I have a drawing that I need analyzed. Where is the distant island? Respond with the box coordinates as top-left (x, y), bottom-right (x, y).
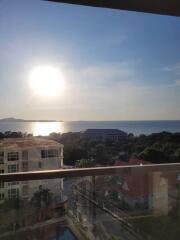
top-left (0, 118), bottom-right (59, 122)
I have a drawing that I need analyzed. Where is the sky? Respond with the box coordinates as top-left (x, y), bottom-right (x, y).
top-left (0, 0), bottom-right (180, 121)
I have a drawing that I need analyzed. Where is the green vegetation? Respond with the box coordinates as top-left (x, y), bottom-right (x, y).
top-left (129, 215), bottom-right (180, 240)
top-left (0, 131), bottom-right (32, 138)
top-left (138, 147), bottom-right (166, 163)
top-left (49, 131), bottom-right (180, 166)
top-left (107, 236), bottom-right (123, 240)
top-left (75, 158), bottom-right (95, 168)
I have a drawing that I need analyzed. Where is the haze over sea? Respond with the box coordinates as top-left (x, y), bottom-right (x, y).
top-left (0, 121), bottom-right (180, 136)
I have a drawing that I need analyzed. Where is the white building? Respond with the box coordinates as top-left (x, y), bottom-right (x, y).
top-left (0, 137), bottom-right (64, 203)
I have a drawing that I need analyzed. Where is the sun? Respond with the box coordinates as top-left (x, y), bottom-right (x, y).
top-left (29, 65), bottom-right (64, 97)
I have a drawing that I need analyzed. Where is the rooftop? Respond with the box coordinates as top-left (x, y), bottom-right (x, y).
top-left (0, 137), bottom-right (63, 149)
top-left (84, 129), bottom-right (127, 135)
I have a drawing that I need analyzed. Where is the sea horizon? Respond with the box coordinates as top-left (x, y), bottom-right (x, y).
top-left (1, 117), bottom-right (180, 122)
top-left (0, 120), bottom-right (180, 136)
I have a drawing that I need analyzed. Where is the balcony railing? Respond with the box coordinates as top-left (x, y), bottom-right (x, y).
top-left (0, 163), bottom-right (180, 240)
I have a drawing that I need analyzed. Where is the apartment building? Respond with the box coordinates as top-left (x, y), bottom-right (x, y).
top-left (0, 137), bottom-right (64, 203)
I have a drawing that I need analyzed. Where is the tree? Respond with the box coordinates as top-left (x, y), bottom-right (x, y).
top-left (64, 146), bottom-right (88, 165)
top-left (107, 236), bottom-right (122, 240)
top-left (31, 188), bottom-right (52, 208)
top-left (0, 132), bottom-right (4, 138)
top-left (31, 188), bottom-right (53, 221)
top-left (138, 147), bottom-right (168, 163)
top-left (94, 144), bottom-right (109, 165)
top-left (75, 158), bottom-right (95, 168)
top-left (176, 148), bottom-right (180, 161)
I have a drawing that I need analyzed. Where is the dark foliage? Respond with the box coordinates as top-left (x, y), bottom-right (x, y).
top-left (0, 131), bottom-right (33, 139)
top-left (55, 131), bottom-right (180, 166)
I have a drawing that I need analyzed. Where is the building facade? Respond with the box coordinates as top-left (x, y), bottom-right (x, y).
top-left (0, 137), bottom-right (64, 203)
top-left (83, 129), bottom-right (127, 141)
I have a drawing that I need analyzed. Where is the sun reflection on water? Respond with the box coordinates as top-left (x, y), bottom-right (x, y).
top-left (33, 122), bottom-right (64, 136)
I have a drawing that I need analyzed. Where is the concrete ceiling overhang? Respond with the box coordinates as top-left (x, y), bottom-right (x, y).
top-left (47, 0), bottom-right (180, 17)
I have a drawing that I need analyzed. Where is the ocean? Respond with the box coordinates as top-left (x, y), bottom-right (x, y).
top-left (0, 120), bottom-right (180, 136)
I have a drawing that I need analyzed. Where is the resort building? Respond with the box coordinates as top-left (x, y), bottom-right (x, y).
top-left (0, 137), bottom-right (64, 203)
top-left (83, 129), bottom-right (127, 141)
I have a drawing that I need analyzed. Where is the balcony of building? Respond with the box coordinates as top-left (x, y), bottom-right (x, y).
top-left (0, 164), bottom-right (180, 240)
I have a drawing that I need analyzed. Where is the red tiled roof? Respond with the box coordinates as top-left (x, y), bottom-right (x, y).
top-left (119, 171), bottom-right (149, 197)
top-left (114, 158), bottom-right (151, 197)
top-left (114, 158), bottom-right (151, 167)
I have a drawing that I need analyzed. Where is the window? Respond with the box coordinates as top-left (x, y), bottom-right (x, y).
top-left (22, 162), bottom-right (28, 172)
top-left (8, 182), bottom-right (19, 186)
top-left (8, 188), bottom-right (19, 199)
top-left (0, 152), bottom-right (4, 164)
top-left (22, 185), bottom-right (28, 196)
top-left (41, 150), bottom-right (46, 158)
top-left (22, 150), bottom-right (28, 160)
top-left (0, 181), bottom-right (4, 188)
top-left (8, 152), bottom-right (19, 161)
top-left (41, 149), bottom-right (59, 158)
top-left (0, 170), bottom-right (4, 173)
top-left (8, 164), bottom-right (19, 173)
top-left (0, 193), bottom-right (4, 200)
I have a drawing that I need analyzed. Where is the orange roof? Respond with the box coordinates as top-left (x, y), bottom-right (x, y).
top-left (114, 158), bottom-right (151, 197)
top-left (0, 137), bottom-right (63, 149)
top-left (114, 158), bottom-right (151, 167)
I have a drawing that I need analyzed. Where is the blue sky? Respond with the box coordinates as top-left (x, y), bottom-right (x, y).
top-left (0, 0), bottom-right (180, 120)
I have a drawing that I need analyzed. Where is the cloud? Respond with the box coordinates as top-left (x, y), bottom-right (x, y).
top-left (62, 61), bottom-right (142, 110)
top-left (81, 62), bottom-right (135, 82)
top-left (175, 79), bottom-right (180, 86)
top-left (66, 61), bottom-right (139, 89)
top-left (163, 61), bottom-right (180, 75)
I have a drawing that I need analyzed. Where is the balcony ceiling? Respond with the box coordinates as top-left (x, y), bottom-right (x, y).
top-left (47, 0), bottom-right (180, 17)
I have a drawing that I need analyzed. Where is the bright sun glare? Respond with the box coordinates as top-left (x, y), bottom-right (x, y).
top-left (29, 65), bottom-right (64, 97)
